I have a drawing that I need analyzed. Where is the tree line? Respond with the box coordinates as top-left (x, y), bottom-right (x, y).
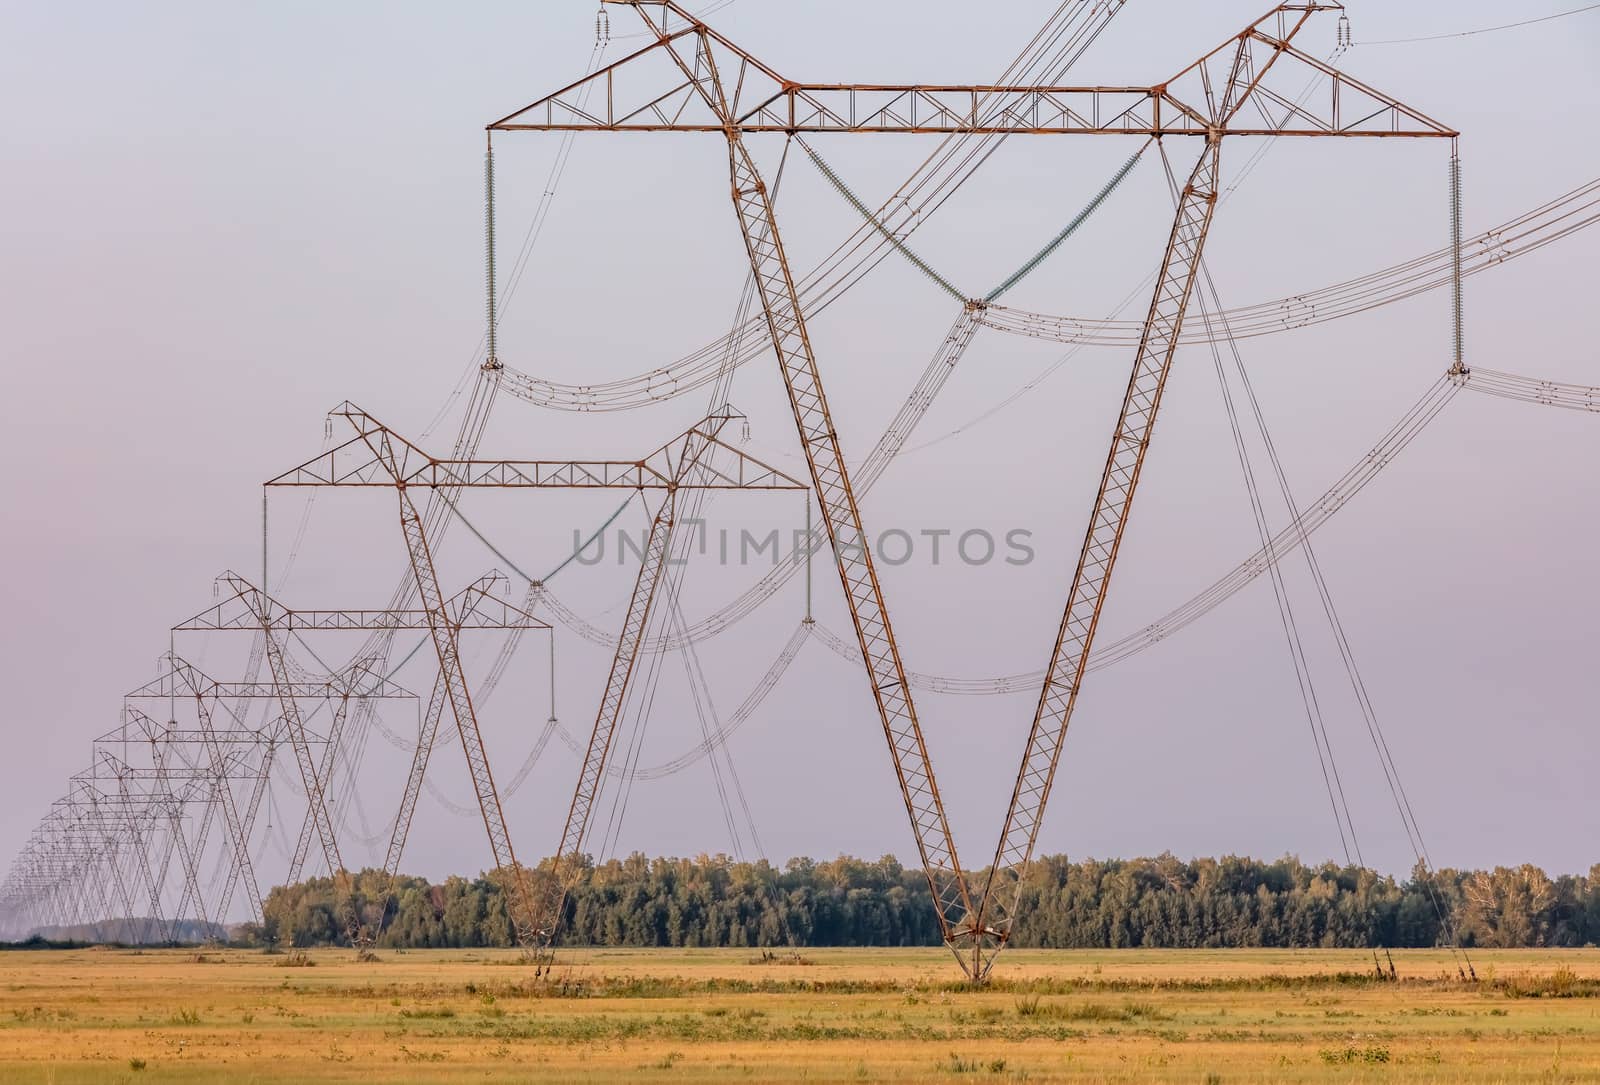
top-left (253, 853), bottom-right (1600, 951)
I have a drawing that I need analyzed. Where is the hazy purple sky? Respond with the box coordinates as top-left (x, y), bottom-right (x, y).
top-left (2, 1), bottom-right (1597, 912)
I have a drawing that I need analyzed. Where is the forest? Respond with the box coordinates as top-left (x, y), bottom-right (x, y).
top-left (254, 853), bottom-right (1600, 951)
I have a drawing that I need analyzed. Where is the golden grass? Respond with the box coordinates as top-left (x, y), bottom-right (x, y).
top-left (0, 946), bottom-right (1597, 1082)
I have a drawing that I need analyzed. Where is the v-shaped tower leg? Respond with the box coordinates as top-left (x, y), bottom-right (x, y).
top-left (186, 690), bottom-right (268, 927)
top-left (376, 669), bottom-right (449, 937)
top-left (287, 693), bottom-right (354, 884)
top-left (974, 138), bottom-right (1223, 979)
top-left (391, 481), bottom-right (540, 946)
top-left (214, 738), bottom-right (275, 926)
top-left (84, 805), bottom-right (141, 941)
top-left (115, 791), bottom-right (168, 943)
top-left (164, 796), bottom-right (209, 938)
top-left (179, 776), bottom-right (226, 925)
top-left (634, 26), bottom-right (977, 968)
top-left (134, 721), bottom-right (213, 937)
top-left (237, 606), bottom-right (359, 938)
top-left (726, 104), bottom-right (970, 963)
top-left (532, 490), bottom-right (678, 952)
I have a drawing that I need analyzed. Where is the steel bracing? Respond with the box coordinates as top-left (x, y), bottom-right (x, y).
top-left (175, 572), bottom-right (547, 943)
top-left (528, 412), bottom-right (789, 953)
top-left (491, 0), bottom-right (1454, 980)
top-left (0, 5), bottom-right (1475, 981)
top-left (267, 404), bottom-right (804, 948)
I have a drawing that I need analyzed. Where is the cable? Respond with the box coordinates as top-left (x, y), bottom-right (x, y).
top-left (496, 0), bottom-right (1131, 413)
top-left (1194, 274), bottom-right (1363, 870)
top-left (436, 489), bottom-right (639, 589)
top-left (798, 137), bottom-right (968, 303)
top-left (810, 369), bottom-right (1462, 694)
top-left (1189, 215), bottom-right (1475, 974)
top-left (1359, 3), bottom-right (1600, 45)
top-left (531, 155), bottom-right (1561, 667)
top-left (489, 175), bottom-right (1600, 412)
top-left (296, 35), bottom-right (625, 881)
top-left (986, 142), bottom-right (1149, 303)
top-left (1464, 367), bottom-right (1600, 412)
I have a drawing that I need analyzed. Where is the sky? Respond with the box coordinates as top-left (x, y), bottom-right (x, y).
top-left (1, 1), bottom-right (1597, 918)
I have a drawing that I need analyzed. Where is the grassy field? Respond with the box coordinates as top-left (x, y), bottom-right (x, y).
top-left (1, 946), bottom-right (1598, 1082)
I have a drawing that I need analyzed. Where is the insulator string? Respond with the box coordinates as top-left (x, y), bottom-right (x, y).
top-left (1449, 148), bottom-right (1466, 374)
top-left (485, 134), bottom-right (499, 369)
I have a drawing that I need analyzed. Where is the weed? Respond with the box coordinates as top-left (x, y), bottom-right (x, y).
top-left (1319, 1045), bottom-right (1391, 1065)
top-left (274, 951), bottom-right (315, 969)
top-left (1501, 966), bottom-right (1597, 999)
top-left (1, 946), bottom-right (1595, 1080)
top-left (397, 1045), bottom-right (445, 1063)
top-left (1009, 999), bottom-right (1166, 1023)
top-left (128, 1059), bottom-right (147, 1072)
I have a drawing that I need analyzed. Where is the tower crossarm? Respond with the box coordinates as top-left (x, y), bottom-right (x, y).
top-left (128, 653), bottom-right (414, 705)
top-left (529, 403), bottom-right (749, 952)
top-left (489, 0), bottom-right (1456, 983)
top-left (490, 2), bottom-right (1454, 140)
top-left (172, 572), bottom-right (552, 634)
top-left (267, 403), bottom-right (806, 491)
top-left (261, 402), bottom-right (805, 949)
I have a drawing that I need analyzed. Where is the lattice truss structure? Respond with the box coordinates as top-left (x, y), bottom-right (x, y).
top-left (0, 405), bottom-right (802, 948)
top-left (488, 0), bottom-right (1456, 981)
top-left (264, 404), bottom-right (804, 948)
top-left (18, 2), bottom-right (1586, 985)
top-left (0, 578), bottom-right (536, 943)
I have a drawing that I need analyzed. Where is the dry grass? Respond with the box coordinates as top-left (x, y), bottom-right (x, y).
top-left (0, 947), bottom-right (1597, 1081)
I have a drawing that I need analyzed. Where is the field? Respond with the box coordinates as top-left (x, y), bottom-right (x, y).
top-left (1, 947), bottom-right (1598, 1082)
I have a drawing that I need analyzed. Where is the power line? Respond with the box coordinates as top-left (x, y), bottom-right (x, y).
top-left (1360, 3), bottom-right (1600, 45)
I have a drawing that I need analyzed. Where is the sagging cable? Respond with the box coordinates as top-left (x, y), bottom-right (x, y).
top-left (435, 489), bottom-right (639, 587)
top-left (797, 137), bottom-right (969, 304)
top-left (986, 140), bottom-right (1149, 303)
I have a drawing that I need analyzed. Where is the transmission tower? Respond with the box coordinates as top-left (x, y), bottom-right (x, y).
top-left (490, 0), bottom-right (1456, 980)
top-left (266, 403), bottom-right (805, 949)
top-left (174, 570), bottom-right (549, 943)
top-left (123, 652), bottom-right (417, 933)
